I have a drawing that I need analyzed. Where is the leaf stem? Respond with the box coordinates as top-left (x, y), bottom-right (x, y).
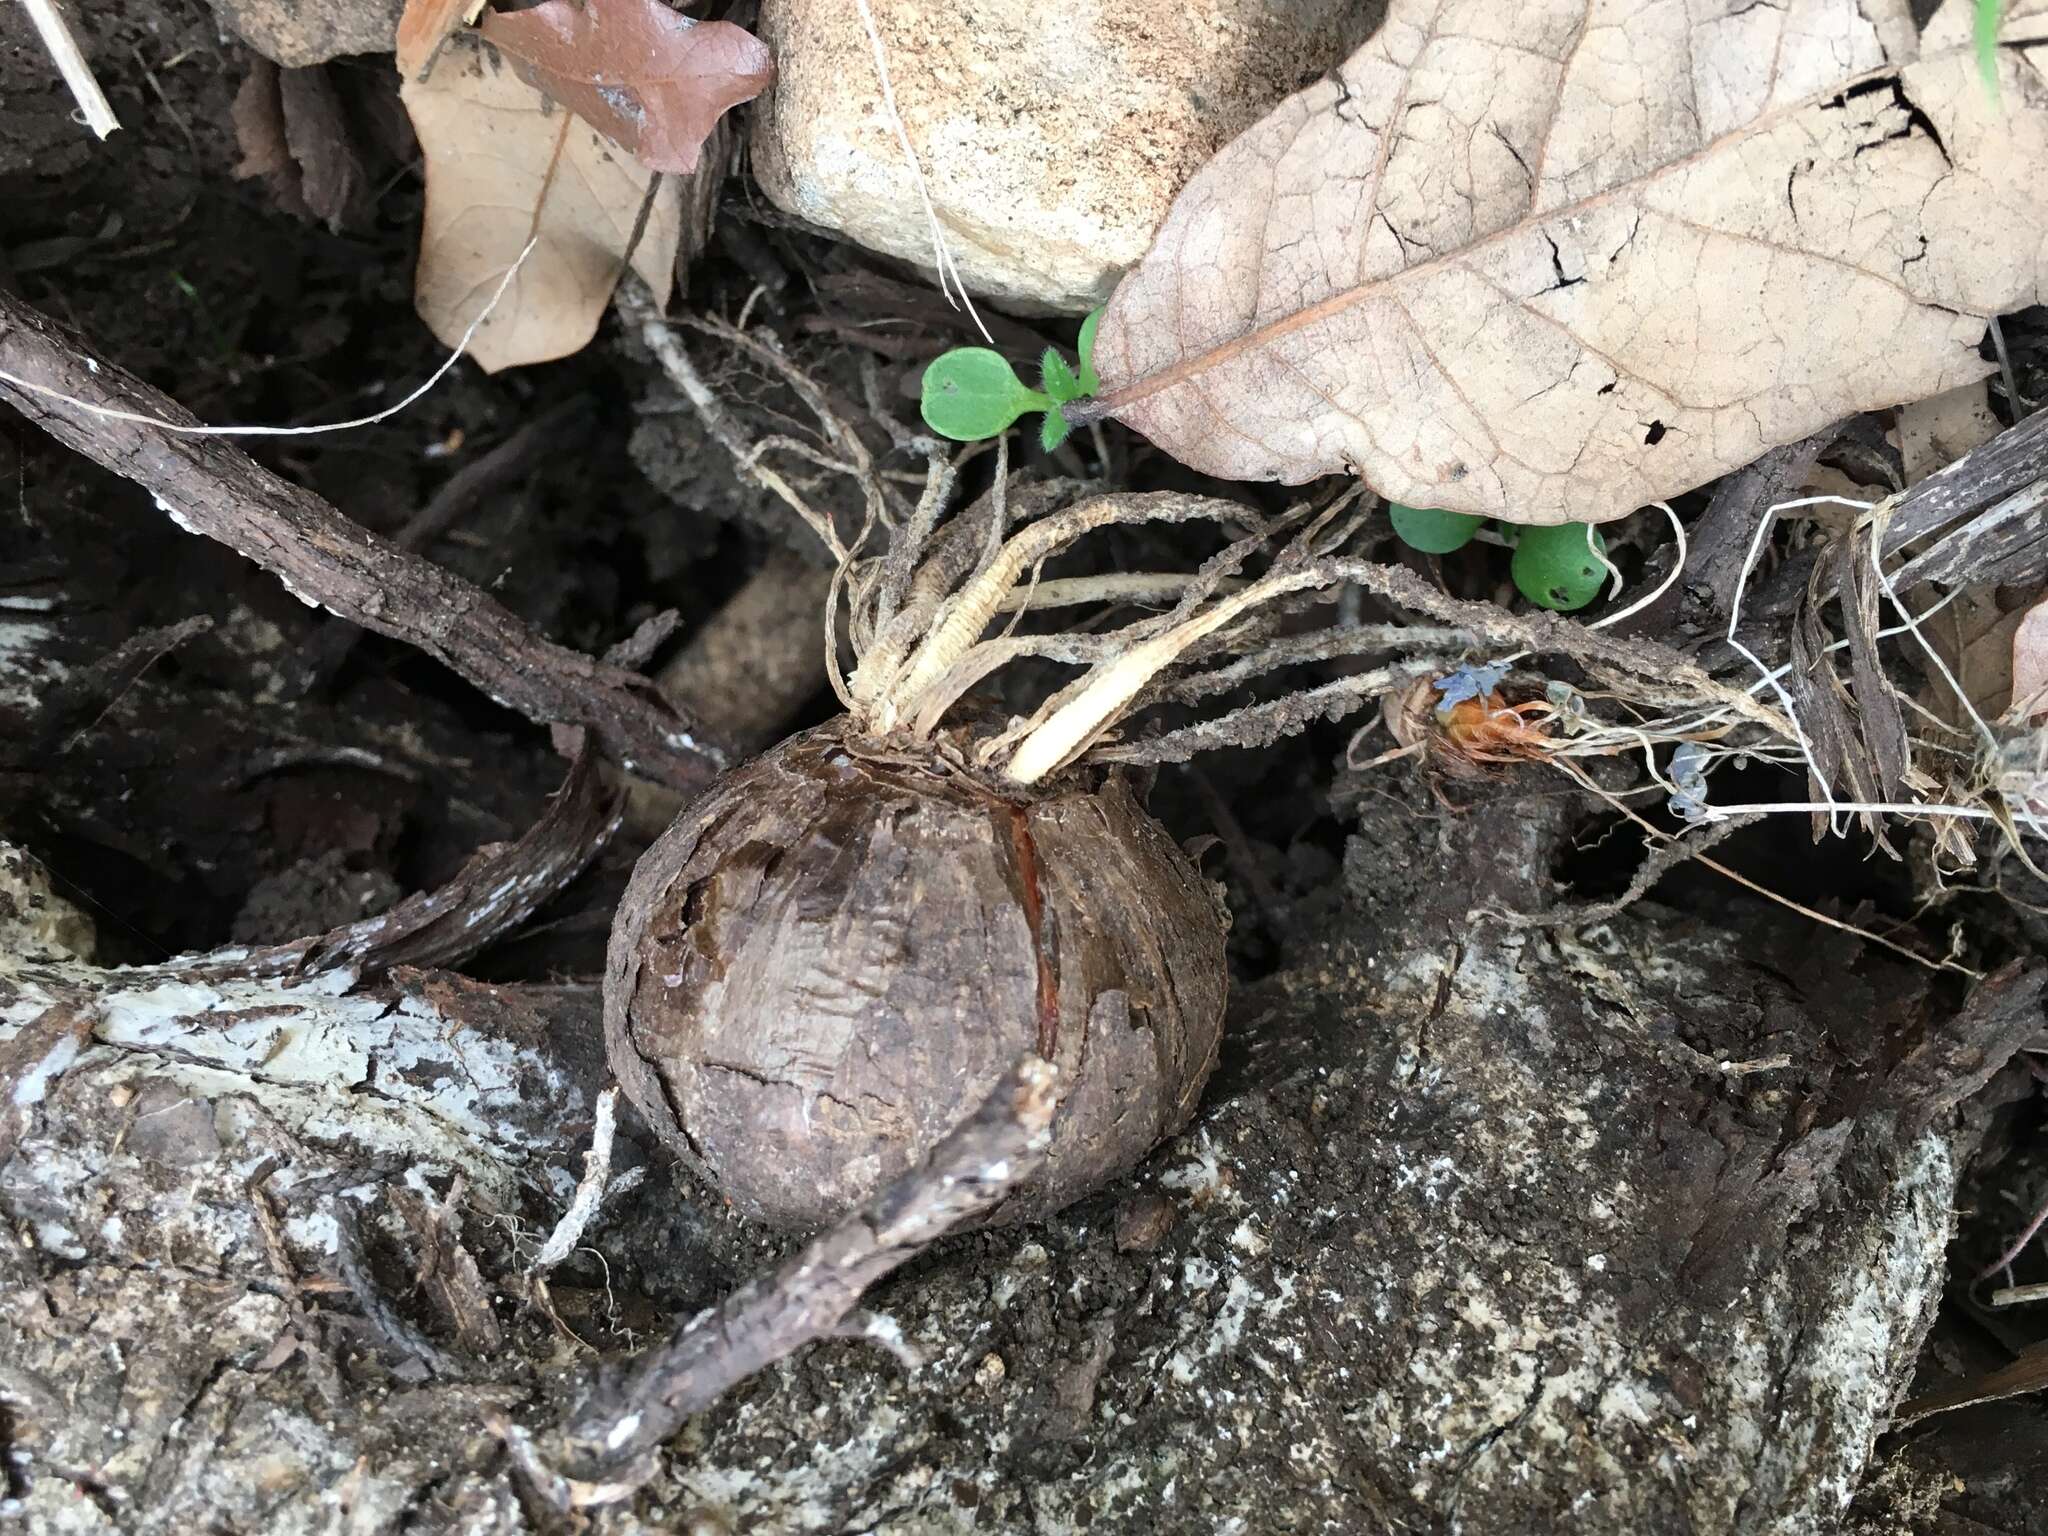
top-left (1061, 396), bottom-right (1116, 430)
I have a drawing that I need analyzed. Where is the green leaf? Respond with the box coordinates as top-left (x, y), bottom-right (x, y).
top-left (1040, 408), bottom-right (1072, 453)
top-left (920, 349), bottom-right (1053, 441)
top-left (1040, 348), bottom-right (1084, 404)
top-left (1076, 307), bottom-right (1103, 396)
top-left (1389, 502), bottom-right (1485, 554)
top-left (1978, 0), bottom-right (2004, 100)
top-left (1511, 523), bottom-right (1609, 612)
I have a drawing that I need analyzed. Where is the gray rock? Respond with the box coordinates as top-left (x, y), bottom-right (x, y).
top-left (751, 0), bottom-right (1383, 312)
top-left (2, 800), bottom-right (2034, 1533)
top-left (207, 0), bottom-right (401, 67)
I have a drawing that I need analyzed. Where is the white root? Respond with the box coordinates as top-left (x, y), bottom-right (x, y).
top-left (991, 573), bottom-right (1235, 613)
top-left (22, 0), bottom-right (118, 139)
top-left (531, 1087), bottom-right (620, 1275)
top-left (1004, 567), bottom-right (1330, 785)
top-left (877, 495), bottom-right (1242, 731)
top-left (908, 633), bottom-right (1128, 741)
top-left (849, 441), bottom-right (1013, 713)
top-left (637, 314), bottom-right (844, 560)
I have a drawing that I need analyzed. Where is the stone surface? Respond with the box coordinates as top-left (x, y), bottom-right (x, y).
top-left (207, 0), bottom-right (402, 66)
top-left (0, 843), bottom-right (95, 962)
top-left (5, 790), bottom-right (2029, 1533)
top-left (750, 0), bottom-right (1379, 312)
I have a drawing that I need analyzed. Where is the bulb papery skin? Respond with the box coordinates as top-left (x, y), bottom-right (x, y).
top-left (604, 717), bottom-right (1229, 1230)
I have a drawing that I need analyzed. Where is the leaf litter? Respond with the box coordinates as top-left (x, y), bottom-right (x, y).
top-left (394, 0), bottom-right (772, 371)
top-left (1087, 0), bottom-right (2048, 524)
top-left (231, 58), bottom-right (367, 233)
top-left (478, 0), bottom-right (772, 175)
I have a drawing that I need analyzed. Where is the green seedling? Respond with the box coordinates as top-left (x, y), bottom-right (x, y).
top-left (1978, 0), bottom-right (2004, 100)
top-left (920, 309), bottom-right (1103, 451)
top-left (1075, 307), bottom-right (1102, 396)
top-left (1388, 503), bottom-right (1611, 613)
top-left (920, 348), bottom-right (1052, 441)
top-left (1511, 522), bottom-right (1609, 612)
top-left (1388, 502), bottom-right (1485, 554)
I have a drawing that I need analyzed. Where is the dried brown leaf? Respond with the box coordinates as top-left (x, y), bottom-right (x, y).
top-left (400, 35), bottom-right (680, 372)
top-left (397, 0), bottom-right (483, 78)
top-left (279, 66), bottom-right (364, 232)
top-left (231, 59), bottom-right (292, 180)
top-left (477, 0), bottom-right (772, 175)
top-left (232, 59), bottom-right (366, 233)
top-left (1927, 590), bottom-right (2025, 732)
top-left (1897, 379), bottom-right (2001, 483)
top-left (2012, 595), bottom-right (2048, 723)
top-left (1094, 0), bottom-right (2048, 524)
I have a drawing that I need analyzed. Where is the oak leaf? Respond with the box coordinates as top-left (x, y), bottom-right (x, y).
top-left (477, 0), bottom-right (773, 175)
top-left (1093, 0), bottom-right (2048, 524)
top-left (395, 0), bottom-right (484, 78)
top-left (1896, 380), bottom-right (2001, 482)
top-left (402, 34), bottom-right (681, 372)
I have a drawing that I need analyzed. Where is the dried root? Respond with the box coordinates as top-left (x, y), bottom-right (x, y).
top-left (632, 293), bottom-right (2048, 888)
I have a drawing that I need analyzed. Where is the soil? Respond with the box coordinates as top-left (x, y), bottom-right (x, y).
top-left (3, 5), bottom-right (2048, 1535)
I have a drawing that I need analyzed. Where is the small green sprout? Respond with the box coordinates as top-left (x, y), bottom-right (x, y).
top-left (919, 348), bottom-right (1052, 441)
top-left (1510, 523), bottom-right (1609, 612)
top-left (1388, 503), bottom-right (1611, 613)
top-left (920, 308), bottom-right (1103, 452)
top-left (1387, 502), bottom-right (1485, 554)
top-left (1978, 0), bottom-right (2004, 100)
top-left (1075, 307), bottom-right (1102, 396)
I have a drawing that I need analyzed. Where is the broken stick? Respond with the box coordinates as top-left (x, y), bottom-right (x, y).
top-left (0, 291), bottom-right (728, 793)
top-left (21, 0), bottom-right (118, 139)
top-left (558, 1057), bottom-right (1058, 1472)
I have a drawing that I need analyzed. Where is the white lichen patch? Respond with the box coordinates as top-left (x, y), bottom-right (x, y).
top-left (1156, 1130), bottom-right (1243, 1209)
top-left (0, 617), bottom-right (66, 712)
top-left (1698, 1130), bottom-right (1956, 1529)
top-left (2, 920), bottom-right (586, 1215)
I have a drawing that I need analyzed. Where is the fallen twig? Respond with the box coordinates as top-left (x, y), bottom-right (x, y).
top-left (1484, 813), bottom-right (1762, 930)
top-left (2, 839), bottom-right (606, 1206)
top-left (0, 291), bottom-right (728, 793)
top-left (201, 744), bottom-right (623, 982)
top-left (1624, 433), bottom-right (1837, 643)
top-left (1551, 758), bottom-right (1982, 978)
top-left (329, 1194), bottom-right (465, 1379)
top-left (21, 0), bottom-right (118, 139)
top-left (391, 1177), bottom-right (504, 1357)
top-left (531, 1087), bottom-right (620, 1275)
top-left (296, 398), bottom-right (597, 692)
top-left (1896, 1342), bottom-right (2048, 1427)
top-left (1730, 410), bottom-right (2048, 644)
top-left (557, 1056), bottom-right (1058, 1474)
top-left (24, 615), bottom-right (213, 761)
top-left (247, 1165), bottom-right (348, 1406)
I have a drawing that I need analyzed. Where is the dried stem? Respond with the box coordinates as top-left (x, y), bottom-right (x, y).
top-left (558, 1057), bottom-right (1058, 1474)
top-left (0, 289), bottom-right (726, 793)
top-left (531, 1087), bottom-right (621, 1275)
top-left (21, 0), bottom-right (118, 138)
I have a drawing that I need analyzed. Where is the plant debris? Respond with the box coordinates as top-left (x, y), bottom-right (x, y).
top-left (477, 0), bottom-right (772, 175)
top-left (1088, 0), bottom-right (2048, 521)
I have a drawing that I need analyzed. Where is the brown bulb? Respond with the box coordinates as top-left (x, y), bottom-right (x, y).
top-left (604, 719), bottom-right (1228, 1229)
